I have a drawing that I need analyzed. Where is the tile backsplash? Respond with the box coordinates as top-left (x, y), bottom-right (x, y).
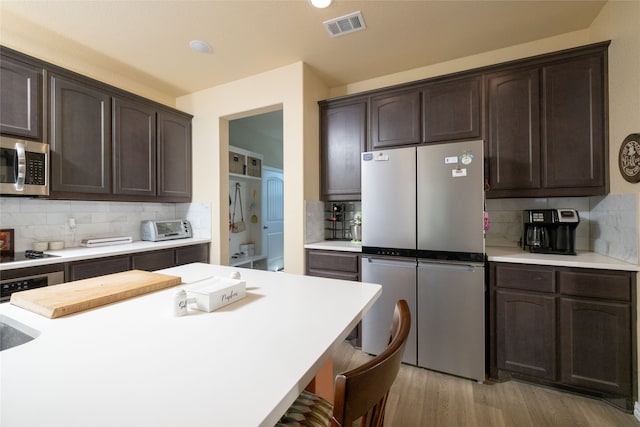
top-left (307, 193), bottom-right (638, 265)
top-left (0, 198), bottom-right (211, 252)
top-left (305, 201), bottom-right (362, 242)
top-left (486, 193), bottom-right (638, 264)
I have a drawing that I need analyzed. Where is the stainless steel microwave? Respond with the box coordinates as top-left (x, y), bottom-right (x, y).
top-left (0, 136), bottom-right (49, 196)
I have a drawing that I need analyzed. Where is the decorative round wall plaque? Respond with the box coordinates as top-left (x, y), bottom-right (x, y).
top-left (618, 133), bottom-right (640, 183)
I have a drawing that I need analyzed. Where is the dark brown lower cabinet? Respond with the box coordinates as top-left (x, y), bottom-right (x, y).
top-left (67, 255), bottom-right (130, 281)
top-left (491, 262), bottom-right (636, 411)
top-left (306, 249), bottom-right (361, 345)
top-left (496, 289), bottom-right (556, 380)
top-left (66, 243), bottom-right (209, 281)
top-left (560, 297), bottom-right (631, 396)
top-left (306, 249), bottom-right (360, 281)
top-left (175, 244), bottom-right (209, 266)
top-left (131, 249), bottom-right (175, 271)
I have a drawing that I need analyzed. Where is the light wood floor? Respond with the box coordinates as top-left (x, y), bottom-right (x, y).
top-left (333, 341), bottom-right (638, 427)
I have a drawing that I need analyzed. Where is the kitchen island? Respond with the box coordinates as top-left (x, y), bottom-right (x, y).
top-left (0, 263), bottom-right (381, 427)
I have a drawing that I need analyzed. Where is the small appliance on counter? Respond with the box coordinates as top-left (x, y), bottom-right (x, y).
top-left (522, 208), bottom-right (580, 255)
top-left (141, 219), bottom-right (192, 242)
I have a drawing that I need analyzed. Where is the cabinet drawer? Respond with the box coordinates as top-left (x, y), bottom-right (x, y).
top-left (307, 270), bottom-right (359, 282)
top-left (558, 269), bottom-right (631, 302)
top-left (131, 249), bottom-right (175, 271)
top-left (307, 250), bottom-right (359, 273)
top-left (67, 256), bottom-right (130, 281)
top-left (494, 263), bottom-right (555, 293)
top-left (175, 243), bottom-right (209, 265)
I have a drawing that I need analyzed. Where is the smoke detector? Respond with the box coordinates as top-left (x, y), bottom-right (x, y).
top-left (323, 11), bottom-right (366, 37)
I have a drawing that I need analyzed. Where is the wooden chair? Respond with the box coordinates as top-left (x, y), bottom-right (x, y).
top-left (277, 299), bottom-right (411, 427)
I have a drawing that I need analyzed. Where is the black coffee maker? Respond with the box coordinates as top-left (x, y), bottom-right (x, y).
top-left (522, 209), bottom-right (580, 255)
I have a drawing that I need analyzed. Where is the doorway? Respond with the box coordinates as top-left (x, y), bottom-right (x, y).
top-left (228, 109), bottom-right (283, 270)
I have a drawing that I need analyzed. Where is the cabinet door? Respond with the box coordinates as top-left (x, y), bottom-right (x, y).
top-left (50, 74), bottom-right (111, 195)
top-left (320, 100), bottom-right (366, 201)
top-left (496, 289), bottom-right (556, 380)
top-left (131, 249), bottom-right (174, 271)
top-left (542, 53), bottom-right (605, 192)
top-left (486, 68), bottom-right (541, 192)
top-left (157, 110), bottom-right (192, 201)
top-left (560, 297), bottom-right (631, 395)
top-left (423, 76), bottom-right (481, 143)
top-left (66, 256), bottom-right (130, 281)
top-left (0, 55), bottom-right (42, 140)
top-left (370, 90), bottom-right (421, 148)
top-left (113, 97), bottom-right (156, 197)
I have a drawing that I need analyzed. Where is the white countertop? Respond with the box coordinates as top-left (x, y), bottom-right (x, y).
top-left (304, 240), bottom-right (362, 253)
top-left (302, 241), bottom-right (639, 272)
top-left (486, 246), bottom-right (640, 272)
top-left (0, 262), bottom-right (381, 427)
top-left (0, 237), bottom-right (211, 271)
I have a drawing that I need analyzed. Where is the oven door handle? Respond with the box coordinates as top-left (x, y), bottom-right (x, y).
top-left (15, 141), bottom-right (26, 191)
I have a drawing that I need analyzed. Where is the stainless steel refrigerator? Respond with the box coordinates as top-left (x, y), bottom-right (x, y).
top-left (361, 140), bottom-right (485, 382)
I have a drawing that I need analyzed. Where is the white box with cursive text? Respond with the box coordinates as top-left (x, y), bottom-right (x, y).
top-left (184, 277), bottom-right (246, 312)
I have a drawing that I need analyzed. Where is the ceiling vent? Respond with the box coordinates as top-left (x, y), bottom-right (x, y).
top-left (323, 11), bottom-right (366, 37)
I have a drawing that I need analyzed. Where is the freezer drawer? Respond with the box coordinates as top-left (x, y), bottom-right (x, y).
top-left (361, 256), bottom-right (417, 365)
top-left (417, 260), bottom-right (485, 382)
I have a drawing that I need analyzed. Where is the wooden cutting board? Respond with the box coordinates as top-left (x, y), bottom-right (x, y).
top-left (10, 270), bottom-right (182, 318)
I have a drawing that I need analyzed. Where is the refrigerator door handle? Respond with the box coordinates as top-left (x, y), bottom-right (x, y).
top-left (364, 257), bottom-right (417, 268)
top-left (418, 260), bottom-right (482, 272)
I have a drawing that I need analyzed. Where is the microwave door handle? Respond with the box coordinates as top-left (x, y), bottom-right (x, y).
top-left (15, 142), bottom-right (26, 191)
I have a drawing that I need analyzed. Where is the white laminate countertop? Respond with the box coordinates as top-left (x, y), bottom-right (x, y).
top-left (302, 241), bottom-right (639, 272)
top-left (486, 246), bottom-right (640, 272)
top-left (304, 240), bottom-right (362, 253)
top-left (0, 262), bottom-right (382, 427)
top-left (0, 237), bottom-right (211, 271)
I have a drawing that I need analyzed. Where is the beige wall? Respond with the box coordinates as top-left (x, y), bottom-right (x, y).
top-left (176, 62), bottom-right (328, 274)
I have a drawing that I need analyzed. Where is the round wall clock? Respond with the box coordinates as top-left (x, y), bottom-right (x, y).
top-left (618, 133), bottom-right (640, 183)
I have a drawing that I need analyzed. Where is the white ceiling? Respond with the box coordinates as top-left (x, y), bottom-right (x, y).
top-left (0, 0), bottom-right (607, 98)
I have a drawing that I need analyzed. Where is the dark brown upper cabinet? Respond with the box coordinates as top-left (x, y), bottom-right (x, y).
top-left (157, 109), bottom-right (192, 201)
top-left (486, 67), bottom-right (541, 192)
top-left (48, 70), bottom-right (192, 202)
top-left (486, 45), bottom-right (608, 198)
top-left (318, 41), bottom-right (609, 200)
top-left (113, 96), bottom-right (157, 197)
top-left (370, 89), bottom-right (421, 149)
top-left (50, 73), bottom-right (112, 196)
top-left (320, 98), bottom-right (367, 201)
top-left (0, 53), bottom-right (43, 140)
top-left (422, 76), bottom-right (481, 143)
top-left (542, 53), bottom-right (606, 192)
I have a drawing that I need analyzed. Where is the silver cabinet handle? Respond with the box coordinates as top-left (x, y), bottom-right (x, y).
top-left (15, 142), bottom-right (26, 191)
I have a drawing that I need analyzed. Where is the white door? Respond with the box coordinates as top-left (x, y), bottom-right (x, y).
top-left (262, 167), bottom-right (284, 271)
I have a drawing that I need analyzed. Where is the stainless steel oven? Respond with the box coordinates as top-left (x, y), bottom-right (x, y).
top-left (0, 136), bottom-right (49, 196)
top-left (1, 270), bottom-right (64, 302)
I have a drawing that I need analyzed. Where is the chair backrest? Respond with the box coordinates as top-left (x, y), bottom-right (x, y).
top-left (331, 299), bottom-right (411, 427)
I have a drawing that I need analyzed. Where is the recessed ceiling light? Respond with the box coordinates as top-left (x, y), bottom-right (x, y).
top-left (189, 40), bottom-right (212, 54)
top-left (309, 0), bottom-right (332, 8)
